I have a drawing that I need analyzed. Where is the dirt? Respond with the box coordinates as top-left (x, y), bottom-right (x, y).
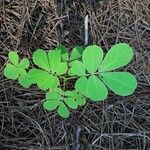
top-left (0, 0), bottom-right (150, 149)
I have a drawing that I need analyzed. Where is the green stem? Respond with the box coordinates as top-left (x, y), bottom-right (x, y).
top-left (64, 72), bottom-right (101, 81)
top-left (63, 78), bottom-right (66, 91)
top-left (66, 76), bottom-right (77, 80)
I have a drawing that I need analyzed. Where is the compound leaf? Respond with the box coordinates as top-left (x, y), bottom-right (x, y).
top-left (64, 98), bottom-right (78, 109)
top-left (19, 58), bottom-right (29, 69)
top-left (75, 76), bottom-right (88, 97)
top-left (70, 46), bottom-right (84, 60)
top-left (82, 45), bottom-right (103, 74)
top-left (57, 102), bottom-right (70, 118)
top-left (4, 63), bottom-right (19, 79)
top-left (87, 75), bottom-right (108, 101)
top-left (33, 49), bottom-right (50, 71)
top-left (8, 51), bottom-right (19, 66)
top-left (101, 72), bottom-right (137, 96)
top-left (99, 43), bottom-right (133, 72)
top-left (43, 100), bottom-right (60, 111)
top-left (70, 60), bottom-right (85, 76)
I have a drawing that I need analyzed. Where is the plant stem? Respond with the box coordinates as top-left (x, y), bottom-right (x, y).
top-left (63, 78), bottom-right (66, 91)
top-left (66, 76), bottom-right (77, 80)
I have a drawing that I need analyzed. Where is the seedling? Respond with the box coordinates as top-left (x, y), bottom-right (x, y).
top-left (4, 43), bottom-right (137, 118)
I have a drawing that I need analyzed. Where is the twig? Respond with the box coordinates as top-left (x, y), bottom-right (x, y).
top-left (75, 126), bottom-right (81, 150)
top-left (84, 15), bottom-right (89, 45)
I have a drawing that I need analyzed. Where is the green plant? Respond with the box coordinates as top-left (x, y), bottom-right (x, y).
top-left (4, 43), bottom-right (137, 118)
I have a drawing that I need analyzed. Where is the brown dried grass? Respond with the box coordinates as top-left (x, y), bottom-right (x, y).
top-left (0, 0), bottom-right (150, 149)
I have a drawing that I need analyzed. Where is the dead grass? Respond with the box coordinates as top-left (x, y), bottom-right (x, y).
top-left (0, 0), bottom-right (150, 149)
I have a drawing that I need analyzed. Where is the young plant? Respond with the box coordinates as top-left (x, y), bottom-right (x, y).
top-left (3, 43), bottom-right (137, 118)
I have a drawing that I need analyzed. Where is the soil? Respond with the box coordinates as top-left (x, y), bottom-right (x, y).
top-left (0, 0), bottom-right (150, 150)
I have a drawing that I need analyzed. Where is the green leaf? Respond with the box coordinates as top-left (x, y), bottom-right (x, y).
top-left (46, 91), bottom-right (61, 100)
top-left (54, 88), bottom-right (63, 94)
top-left (99, 43), bottom-right (133, 72)
top-left (19, 58), bottom-right (29, 69)
top-left (57, 102), bottom-right (70, 118)
top-left (56, 45), bottom-right (69, 61)
top-left (33, 49), bottom-right (50, 71)
top-left (4, 64), bottom-right (19, 79)
top-left (75, 76), bottom-right (88, 97)
top-left (87, 75), bottom-right (108, 101)
top-left (64, 91), bottom-right (86, 107)
top-left (28, 69), bottom-right (43, 84)
top-left (64, 98), bottom-right (78, 109)
top-left (82, 45), bottom-right (103, 74)
top-left (18, 75), bottom-right (31, 88)
top-left (48, 50), bottom-right (67, 75)
top-left (37, 74), bottom-right (59, 90)
top-left (70, 46), bottom-right (84, 60)
top-left (70, 60), bottom-right (85, 76)
top-left (55, 62), bottom-right (68, 75)
top-left (64, 91), bottom-right (74, 97)
top-left (18, 68), bottom-right (27, 76)
top-left (101, 72), bottom-right (137, 96)
top-left (48, 50), bottom-right (61, 72)
top-left (43, 100), bottom-right (60, 111)
top-left (28, 69), bottom-right (59, 90)
top-left (8, 51), bottom-right (19, 66)
top-left (76, 95), bottom-right (86, 106)
top-left (68, 68), bottom-right (75, 76)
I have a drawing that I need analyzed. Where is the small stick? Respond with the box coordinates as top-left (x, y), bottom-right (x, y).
top-left (75, 126), bottom-right (81, 150)
top-left (84, 15), bottom-right (89, 45)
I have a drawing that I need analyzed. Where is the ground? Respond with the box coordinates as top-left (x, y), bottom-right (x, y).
top-left (0, 0), bottom-right (150, 150)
